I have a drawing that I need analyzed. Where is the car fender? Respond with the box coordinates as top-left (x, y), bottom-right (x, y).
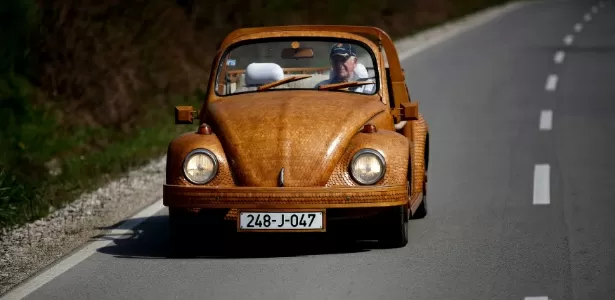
top-left (165, 130), bottom-right (235, 186)
top-left (325, 128), bottom-right (409, 187)
top-left (409, 114), bottom-right (429, 196)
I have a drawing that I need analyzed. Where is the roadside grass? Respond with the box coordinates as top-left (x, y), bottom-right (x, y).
top-left (0, 90), bottom-right (201, 231)
top-left (0, 0), bottom-right (514, 232)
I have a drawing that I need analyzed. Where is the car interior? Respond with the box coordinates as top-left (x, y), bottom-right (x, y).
top-left (229, 62), bottom-right (375, 93)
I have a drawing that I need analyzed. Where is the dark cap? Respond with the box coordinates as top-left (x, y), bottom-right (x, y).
top-left (330, 43), bottom-right (356, 58)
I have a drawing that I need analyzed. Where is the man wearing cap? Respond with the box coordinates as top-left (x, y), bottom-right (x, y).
top-left (314, 43), bottom-right (375, 93)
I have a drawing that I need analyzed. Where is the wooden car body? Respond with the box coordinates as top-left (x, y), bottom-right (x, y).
top-left (163, 25), bottom-right (429, 250)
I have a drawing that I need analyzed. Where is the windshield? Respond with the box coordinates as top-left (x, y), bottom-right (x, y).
top-left (214, 38), bottom-right (379, 96)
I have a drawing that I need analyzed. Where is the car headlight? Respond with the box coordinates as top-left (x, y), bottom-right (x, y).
top-left (182, 149), bottom-right (218, 184)
top-left (349, 148), bottom-right (386, 185)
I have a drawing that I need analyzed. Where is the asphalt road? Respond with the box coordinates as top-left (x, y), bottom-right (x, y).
top-left (11, 1), bottom-right (615, 299)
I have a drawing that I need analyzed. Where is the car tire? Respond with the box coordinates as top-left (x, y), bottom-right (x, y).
top-left (411, 183), bottom-right (427, 219)
top-left (378, 204), bottom-right (409, 248)
top-left (167, 209), bottom-right (200, 258)
top-left (411, 134), bottom-right (428, 219)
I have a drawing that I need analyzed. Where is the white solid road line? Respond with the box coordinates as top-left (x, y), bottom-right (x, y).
top-left (0, 199), bottom-right (166, 300)
top-left (545, 74), bottom-right (559, 91)
top-left (554, 51), bottom-right (565, 64)
top-left (584, 13), bottom-right (592, 21)
top-left (563, 34), bottom-right (574, 45)
top-left (533, 164), bottom-right (551, 205)
top-left (539, 110), bottom-right (553, 131)
top-left (574, 23), bottom-right (583, 32)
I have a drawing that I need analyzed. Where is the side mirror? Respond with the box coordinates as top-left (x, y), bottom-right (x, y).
top-left (175, 106), bottom-right (197, 124)
top-left (400, 102), bottom-right (418, 120)
top-left (392, 102), bottom-right (418, 122)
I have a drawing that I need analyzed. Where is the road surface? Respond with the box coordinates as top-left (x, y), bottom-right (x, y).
top-left (6, 0), bottom-right (615, 299)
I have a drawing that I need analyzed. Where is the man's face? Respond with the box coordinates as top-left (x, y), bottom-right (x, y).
top-left (331, 56), bottom-right (356, 80)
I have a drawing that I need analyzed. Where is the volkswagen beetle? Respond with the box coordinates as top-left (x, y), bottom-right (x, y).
top-left (163, 25), bottom-right (429, 255)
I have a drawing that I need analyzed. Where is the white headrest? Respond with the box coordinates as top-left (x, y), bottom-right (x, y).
top-left (354, 63), bottom-right (368, 79)
top-left (244, 63), bottom-right (285, 86)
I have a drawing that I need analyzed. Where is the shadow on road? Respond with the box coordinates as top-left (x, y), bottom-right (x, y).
top-left (95, 215), bottom-right (388, 259)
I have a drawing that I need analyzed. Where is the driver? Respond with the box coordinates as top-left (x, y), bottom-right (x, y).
top-left (314, 43), bottom-right (374, 93)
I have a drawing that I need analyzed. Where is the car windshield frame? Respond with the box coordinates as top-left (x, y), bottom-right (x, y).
top-left (212, 36), bottom-right (381, 97)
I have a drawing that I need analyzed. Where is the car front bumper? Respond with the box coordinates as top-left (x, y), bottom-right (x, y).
top-left (163, 184), bottom-right (408, 209)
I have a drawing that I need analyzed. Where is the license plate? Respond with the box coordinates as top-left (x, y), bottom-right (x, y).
top-left (238, 210), bottom-right (325, 232)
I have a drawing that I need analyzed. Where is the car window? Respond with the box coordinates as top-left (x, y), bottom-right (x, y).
top-left (214, 39), bottom-right (378, 96)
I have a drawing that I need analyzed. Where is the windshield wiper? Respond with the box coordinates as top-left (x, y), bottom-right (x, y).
top-left (257, 74), bottom-right (313, 91)
top-left (317, 80), bottom-right (374, 91)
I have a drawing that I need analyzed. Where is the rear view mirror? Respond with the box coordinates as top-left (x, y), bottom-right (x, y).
top-left (175, 106), bottom-right (196, 124)
top-left (281, 47), bottom-right (314, 59)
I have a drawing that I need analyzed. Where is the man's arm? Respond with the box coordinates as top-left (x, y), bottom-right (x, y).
top-left (359, 78), bottom-right (376, 94)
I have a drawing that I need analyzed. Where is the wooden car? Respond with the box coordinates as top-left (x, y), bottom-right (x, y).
top-left (163, 25), bottom-right (429, 254)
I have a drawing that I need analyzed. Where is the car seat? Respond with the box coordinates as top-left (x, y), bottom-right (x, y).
top-left (234, 63), bottom-right (285, 93)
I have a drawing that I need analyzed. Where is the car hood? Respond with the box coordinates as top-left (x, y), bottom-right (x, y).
top-left (206, 91), bottom-right (386, 187)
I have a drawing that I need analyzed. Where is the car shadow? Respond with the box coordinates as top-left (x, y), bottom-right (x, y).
top-left (94, 215), bottom-right (391, 259)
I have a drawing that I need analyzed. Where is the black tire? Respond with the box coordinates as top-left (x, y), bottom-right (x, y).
top-left (167, 210), bottom-right (199, 258)
top-left (411, 185), bottom-right (427, 219)
top-left (411, 133), bottom-right (428, 219)
top-left (168, 208), bottom-right (230, 257)
top-left (378, 205), bottom-right (409, 248)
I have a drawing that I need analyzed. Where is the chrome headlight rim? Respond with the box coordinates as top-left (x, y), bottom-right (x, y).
top-left (182, 148), bottom-right (219, 185)
top-left (348, 148), bottom-right (386, 185)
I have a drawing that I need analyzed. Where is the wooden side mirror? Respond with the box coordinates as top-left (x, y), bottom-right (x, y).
top-left (175, 106), bottom-right (197, 124)
top-left (391, 102), bottom-right (418, 122)
top-left (400, 102), bottom-right (418, 120)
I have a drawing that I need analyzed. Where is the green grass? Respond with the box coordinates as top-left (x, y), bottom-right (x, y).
top-left (0, 0), bottom-right (209, 230)
top-left (0, 86), bottom-right (202, 230)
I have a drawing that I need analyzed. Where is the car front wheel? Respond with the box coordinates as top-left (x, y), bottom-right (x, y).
top-left (377, 204), bottom-right (409, 248)
top-left (167, 209), bottom-right (200, 258)
top-left (411, 136), bottom-right (429, 219)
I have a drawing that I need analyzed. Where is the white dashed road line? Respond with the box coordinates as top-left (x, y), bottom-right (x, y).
top-left (539, 110), bottom-right (553, 131)
top-left (563, 34), bottom-right (574, 45)
top-left (574, 23), bottom-right (583, 32)
top-left (533, 164), bottom-right (551, 205)
top-left (545, 74), bottom-right (558, 91)
top-left (554, 51), bottom-right (565, 64)
top-left (592, 6), bottom-right (598, 13)
top-left (584, 13), bottom-right (592, 21)
top-left (525, 297), bottom-right (549, 300)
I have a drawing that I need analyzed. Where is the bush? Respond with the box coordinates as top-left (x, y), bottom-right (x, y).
top-left (0, 0), bottom-right (49, 228)
top-left (0, 0), bottom-right (41, 150)
top-left (0, 0), bottom-right (38, 75)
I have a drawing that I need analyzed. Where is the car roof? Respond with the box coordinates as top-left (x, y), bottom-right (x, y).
top-left (218, 25), bottom-right (393, 50)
